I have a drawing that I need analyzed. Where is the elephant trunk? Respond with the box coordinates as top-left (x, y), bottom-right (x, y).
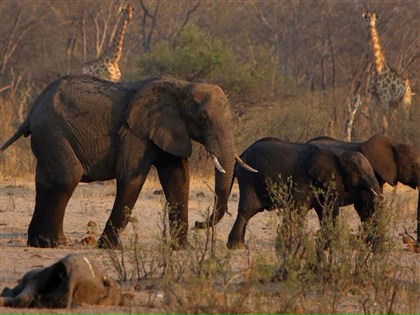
top-left (0, 281), bottom-right (37, 307)
top-left (194, 133), bottom-right (236, 229)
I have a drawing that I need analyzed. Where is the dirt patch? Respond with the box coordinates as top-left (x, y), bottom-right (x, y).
top-left (0, 179), bottom-right (419, 313)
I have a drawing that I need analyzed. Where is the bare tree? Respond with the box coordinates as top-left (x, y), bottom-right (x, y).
top-left (180, 1), bottom-right (200, 29)
top-left (0, 7), bottom-right (37, 76)
top-left (90, 1), bottom-right (121, 57)
top-left (140, 0), bottom-right (160, 52)
top-left (317, 1), bottom-right (337, 91)
top-left (0, 0), bottom-right (417, 97)
top-left (138, 0), bottom-right (201, 53)
top-left (345, 94), bottom-right (363, 141)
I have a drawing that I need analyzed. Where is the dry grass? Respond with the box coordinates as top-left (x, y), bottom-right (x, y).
top-left (98, 183), bottom-right (419, 314)
top-left (0, 176), bottom-right (418, 313)
top-left (0, 95), bottom-right (35, 180)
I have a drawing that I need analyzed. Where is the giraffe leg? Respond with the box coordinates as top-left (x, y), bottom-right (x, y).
top-left (375, 92), bottom-right (390, 135)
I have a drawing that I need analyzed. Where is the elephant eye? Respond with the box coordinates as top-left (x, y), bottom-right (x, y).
top-left (199, 110), bottom-right (210, 121)
top-left (199, 115), bottom-right (209, 127)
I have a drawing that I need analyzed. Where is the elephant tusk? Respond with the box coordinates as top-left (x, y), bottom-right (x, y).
top-left (83, 257), bottom-right (95, 278)
top-left (211, 153), bottom-right (226, 173)
top-left (235, 154), bottom-right (258, 173)
top-left (370, 188), bottom-right (378, 197)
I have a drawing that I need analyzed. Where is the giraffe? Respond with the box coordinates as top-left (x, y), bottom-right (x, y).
top-left (363, 11), bottom-right (412, 133)
top-left (81, 4), bottom-right (133, 81)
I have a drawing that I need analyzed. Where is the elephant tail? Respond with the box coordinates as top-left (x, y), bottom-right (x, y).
top-left (0, 120), bottom-right (30, 152)
top-left (1, 75), bottom-right (62, 153)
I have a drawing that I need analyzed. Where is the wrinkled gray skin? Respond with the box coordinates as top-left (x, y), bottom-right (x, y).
top-left (307, 134), bottom-right (420, 243)
top-left (227, 138), bottom-right (381, 249)
top-left (0, 75), bottom-right (237, 249)
top-left (0, 254), bottom-right (121, 308)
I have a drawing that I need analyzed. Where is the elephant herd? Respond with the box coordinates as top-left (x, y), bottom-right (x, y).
top-left (224, 135), bottom-right (420, 249)
top-left (1, 75), bottom-right (419, 250)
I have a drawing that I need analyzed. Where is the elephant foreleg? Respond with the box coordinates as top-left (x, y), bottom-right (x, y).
top-left (98, 172), bottom-right (149, 249)
top-left (227, 190), bottom-right (264, 249)
top-left (312, 197), bottom-right (339, 226)
top-left (354, 191), bottom-right (375, 223)
top-left (99, 136), bottom-right (159, 249)
top-left (156, 156), bottom-right (190, 249)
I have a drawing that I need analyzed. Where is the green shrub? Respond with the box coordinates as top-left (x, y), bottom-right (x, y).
top-left (136, 24), bottom-right (269, 96)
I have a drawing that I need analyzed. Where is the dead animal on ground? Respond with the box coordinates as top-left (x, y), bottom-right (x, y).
top-left (0, 254), bottom-right (122, 308)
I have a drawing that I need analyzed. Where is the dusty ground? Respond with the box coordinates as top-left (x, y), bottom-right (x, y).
top-left (0, 175), bottom-right (419, 314)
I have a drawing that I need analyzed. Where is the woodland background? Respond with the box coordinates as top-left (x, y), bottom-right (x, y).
top-left (0, 0), bottom-right (419, 177)
top-left (0, 3), bottom-right (419, 313)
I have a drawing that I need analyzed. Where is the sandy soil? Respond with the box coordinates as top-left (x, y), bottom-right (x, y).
top-left (0, 176), bottom-right (419, 313)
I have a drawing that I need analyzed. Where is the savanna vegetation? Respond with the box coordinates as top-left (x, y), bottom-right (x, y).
top-left (0, 1), bottom-right (419, 313)
top-left (104, 184), bottom-right (418, 314)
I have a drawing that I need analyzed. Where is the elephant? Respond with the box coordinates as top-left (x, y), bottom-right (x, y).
top-left (0, 74), bottom-right (255, 249)
top-left (0, 254), bottom-right (121, 308)
top-left (226, 137), bottom-right (381, 249)
top-left (307, 134), bottom-right (420, 243)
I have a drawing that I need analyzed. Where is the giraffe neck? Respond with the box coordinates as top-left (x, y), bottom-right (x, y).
top-left (370, 25), bottom-right (386, 74)
top-left (107, 15), bottom-right (130, 64)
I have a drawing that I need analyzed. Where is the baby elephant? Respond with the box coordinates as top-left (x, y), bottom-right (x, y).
top-left (0, 254), bottom-right (122, 308)
top-left (227, 137), bottom-right (381, 249)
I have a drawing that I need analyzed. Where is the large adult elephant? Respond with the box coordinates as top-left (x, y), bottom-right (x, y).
top-left (0, 74), bottom-right (254, 249)
top-left (226, 137), bottom-right (381, 249)
top-left (307, 134), bottom-right (420, 243)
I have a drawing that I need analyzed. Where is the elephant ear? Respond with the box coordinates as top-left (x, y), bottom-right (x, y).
top-left (125, 80), bottom-right (192, 157)
top-left (307, 148), bottom-right (345, 191)
top-left (335, 151), bottom-right (364, 188)
top-left (361, 135), bottom-right (397, 185)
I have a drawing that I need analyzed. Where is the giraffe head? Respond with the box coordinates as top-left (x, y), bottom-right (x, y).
top-left (120, 3), bottom-right (134, 22)
top-left (362, 11), bottom-right (379, 28)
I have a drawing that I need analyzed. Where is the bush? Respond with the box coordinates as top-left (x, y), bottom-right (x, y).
top-left (268, 180), bottom-right (411, 313)
top-left (136, 24), bottom-right (269, 96)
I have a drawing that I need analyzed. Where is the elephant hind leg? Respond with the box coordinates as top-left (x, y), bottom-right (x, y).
top-left (28, 161), bottom-right (83, 248)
